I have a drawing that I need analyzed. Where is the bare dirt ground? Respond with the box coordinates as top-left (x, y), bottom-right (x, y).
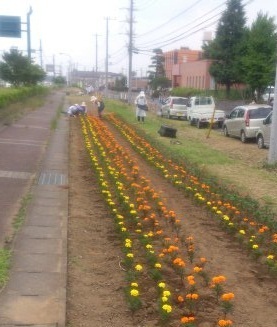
top-left (67, 116), bottom-right (277, 327)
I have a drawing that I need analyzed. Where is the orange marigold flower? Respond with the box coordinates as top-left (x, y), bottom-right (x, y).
top-left (173, 257), bottom-right (186, 267)
top-left (218, 319), bottom-right (233, 326)
top-left (177, 295), bottom-right (184, 303)
top-left (221, 293), bottom-right (235, 301)
top-left (212, 275), bottom-right (226, 284)
top-left (186, 293), bottom-right (199, 300)
top-left (181, 316), bottom-right (195, 323)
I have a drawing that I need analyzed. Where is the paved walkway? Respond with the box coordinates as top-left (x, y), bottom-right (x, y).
top-left (0, 91), bottom-right (68, 326)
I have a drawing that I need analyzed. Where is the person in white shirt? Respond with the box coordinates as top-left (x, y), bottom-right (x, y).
top-left (134, 91), bottom-right (148, 123)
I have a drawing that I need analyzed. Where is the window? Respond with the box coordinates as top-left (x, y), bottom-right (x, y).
top-left (230, 109), bottom-right (239, 119)
top-left (172, 98), bottom-right (188, 105)
top-left (249, 107), bottom-right (272, 119)
top-left (237, 109), bottom-right (245, 118)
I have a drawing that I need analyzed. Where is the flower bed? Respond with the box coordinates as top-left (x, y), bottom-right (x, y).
top-left (105, 113), bottom-right (277, 274)
top-left (80, 115), bottom-right (235, 326)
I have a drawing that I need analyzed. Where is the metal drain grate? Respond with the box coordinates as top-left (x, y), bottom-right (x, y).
top-left (38, 172), bottom-right (67, 185)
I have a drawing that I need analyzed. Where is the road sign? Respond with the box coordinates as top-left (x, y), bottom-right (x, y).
top-left (0, 15), bottom-right (21, 38)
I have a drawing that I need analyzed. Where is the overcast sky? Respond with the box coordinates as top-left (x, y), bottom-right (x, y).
top-left (0, 0), bottom-right (275, 77)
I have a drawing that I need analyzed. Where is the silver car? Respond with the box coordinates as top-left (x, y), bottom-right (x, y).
top-left (160, 96), bottom-right (188, 120)
top-left (223, 104), bottom-right (272, 143)
top-left (256, 111), bottom-right (272, 149)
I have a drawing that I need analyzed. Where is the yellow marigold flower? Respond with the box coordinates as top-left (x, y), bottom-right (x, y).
top-left (163, 290), bottom-right (171, 297)
top-left (126, 253), bottom-right (133, 258)
top-left (158, 282), bottom-right (166, 289)
top-left (121, 227), bottom-right (127, 232)
top-left (130, 289), bottom-right (139, 297)
top-left (221, 293), bottom-right (235, 301)
top-left (162, 304), bottom-right (172, 313)
top-left (146, 244), bottom-right (153, 249)
top-left (155, 263), bottom-right (162, 269)
top-left (129, 203), bottom-right (135, 208)
top-left (239, 229), bottom-right (245, 235)
top-left (267, 255), bottom-right (274, 260)
top-left (131, 282), bottom-right (138, 287)
top-left (193, 266), bottom-right (203, 273)
top-left (161, 296), bottom-right (168, 302)
top-left (252, 244), bottom-right (259, 249)
top-left (135, 264), bottom-right (143, 271)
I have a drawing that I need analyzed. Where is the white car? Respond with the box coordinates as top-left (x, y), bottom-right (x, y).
top-left (223, 104), bottom-right (272, 142)
top-left (160, 96), bottom-right (188, 120)
top-left (256, 111), bottom-right (272, 149)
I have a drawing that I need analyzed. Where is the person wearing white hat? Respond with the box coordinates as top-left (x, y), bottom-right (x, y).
top-left (134, 91), bottom-right (148, 123)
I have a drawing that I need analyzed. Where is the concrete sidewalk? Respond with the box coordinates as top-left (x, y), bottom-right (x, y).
top-left (0, 92), bottom-right (68, 326)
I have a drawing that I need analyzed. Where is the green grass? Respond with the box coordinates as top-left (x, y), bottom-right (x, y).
top-left (0, 249), bottom-right (11, 288)
top-left (13, 194), bottom-right (32, 231)
top-left (104, 99), bottom-right (233, 167)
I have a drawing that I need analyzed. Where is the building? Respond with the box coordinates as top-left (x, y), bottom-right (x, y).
top-left (181, 59), bottom-right (215, 90)
top-left (164, 47), bottom-right (203, 88)
top-left (69, 70), bottom-right (123, 89)
top-left (163, 46), bottom-right (215, 90)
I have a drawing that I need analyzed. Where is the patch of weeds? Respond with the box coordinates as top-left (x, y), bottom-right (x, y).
top-left (13, 193), bottom-right (32, 231)
top-left (0, 248), bottom-right (11, 288)
top-left (262, 161), bottom-right (277, 172)
top-left (51, 104), bottom-right (63, 130)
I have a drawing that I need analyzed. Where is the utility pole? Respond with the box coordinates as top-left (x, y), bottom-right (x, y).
top-left (127, 0), bottom-right (134, 104)
top-left (27, 6), bottom-right (32, 60)
top-left (268, 63), bottom-right (277, 163)
top-left (39, 39), bottom-right (43, 68)
top-left (105, 17), bottom-right (109, 97)
top-left (93, 33), bottom-right (100, 73)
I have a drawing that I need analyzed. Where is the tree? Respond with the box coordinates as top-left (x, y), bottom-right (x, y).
top-left (52, 76), bottom-right (67, 85)
top-left (0, 49), bottom-right (46, 86)
top-left (203, 0), bottom-right (247, 95)
top-left (148, 48), bottom-right (165, 79)
top-left (242, 12), bottom-right (277, 100)
top-left (112, 75), bottom-right (127, 91)
top-left (148, 48), bottom-right (170, 91)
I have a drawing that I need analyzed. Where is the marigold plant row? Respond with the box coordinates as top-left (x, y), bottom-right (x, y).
top-left (105, 113), bottom-right (277, 274)
top-left (80, 115), bottom-right (234, 327)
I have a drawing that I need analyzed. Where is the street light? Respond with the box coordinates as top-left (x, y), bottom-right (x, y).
top-left (59, 53), bottom-right (72, 85)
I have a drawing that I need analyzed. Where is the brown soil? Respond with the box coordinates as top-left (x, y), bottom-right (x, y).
top-left (67, 116), bottom-right (277, 327)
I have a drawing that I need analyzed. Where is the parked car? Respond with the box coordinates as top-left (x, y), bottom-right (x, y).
top-left (256, 111), bottom-right (272, 149)
top-left (262, 86), bottom-right (275, 102)
top-left (187, 96), bottom-right (225, 128)
top-left (223, 104), bottom-right (272, 143)
top-left (160, 96), bottom-right (188, 120)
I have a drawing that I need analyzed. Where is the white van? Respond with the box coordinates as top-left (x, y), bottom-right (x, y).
top-left (262, 86), bottom-right (274, 102)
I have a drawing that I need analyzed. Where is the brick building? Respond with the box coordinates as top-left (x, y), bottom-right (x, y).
top-left (164, 47), bottom-right (215, 90)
